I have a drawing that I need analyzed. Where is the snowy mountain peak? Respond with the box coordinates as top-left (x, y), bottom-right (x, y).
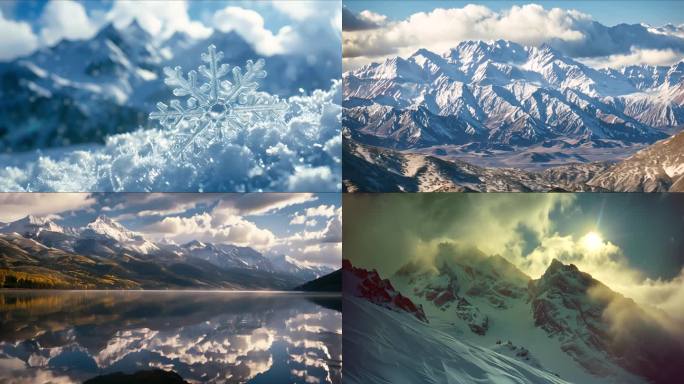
top-left (183, 239), bottom-right (207, 249)
top-left (0, 215), bottom-right (64, 236)
top-left (85, 215), bottom-right (141, 242)
top-left (122, 20), bottom-right (150, 40)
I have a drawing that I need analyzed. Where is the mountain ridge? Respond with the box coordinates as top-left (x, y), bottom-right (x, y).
top-left (343, 39), bottom-right (684, 190)
top-left (348, 254), bottom-right (684, 384)
top-left (0, 214), bottom-right (333, 289)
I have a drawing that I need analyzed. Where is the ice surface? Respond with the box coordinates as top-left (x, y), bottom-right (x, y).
top-left (0, 81), bottom-right (341, 192)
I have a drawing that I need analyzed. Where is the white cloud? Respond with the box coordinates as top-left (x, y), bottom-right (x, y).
top-left (579, 47), bottom-right (684, 69)
top-left (290, 214), bottom-right (306, 225)
top-left (305, 204), bottom-right (336, 218)
top-left (0, 193), bottom-right (95, 221)
top-left (343, 4), bottom-right (592, 68)
top-left (107, 0), bottom-right (211, 40)
top-left (359, 10), bottom-right (387, 26)
top-left (39, 0), bottom-right (97, 46)
top-left (342, 3), bottom-right (684, 70)
top-left (276, 206), bottom-right (342, 267)
top-left (270, 1), bottom-right (318, 21)
top-left (212, 6), bottom-right (297, 56)
top-left (0, 9), bottom-right (38, 60)
top-left (147, 212), bottom-right (275, 249)
top-left (287, 166), bottom-right (336, 191)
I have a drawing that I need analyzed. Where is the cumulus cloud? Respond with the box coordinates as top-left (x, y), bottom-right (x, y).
top-left (342, 7), bottom-right (383, 31)
top-left (270, 1), bottom-right (318, 21)
top-left (147, 212), bottom-right (276, 249)
top-left (289, 204), bottom-right (336, 225)
top-left (213, 6), bottom-right (297, 56)
top-left (343, 3), bottom-right (684, 70)
top-left (276, 206), bottom-right (342, 266)
top-left (0, 193), bottom-right (95, 221)
top-left (0, 9), bottom-right (38, 60)
top-left (343, 4), bottom-right (592, 65)
top-left (39, 0), bottom-right (97, 46)
top-left (107, 0), bottom-right (211, 40)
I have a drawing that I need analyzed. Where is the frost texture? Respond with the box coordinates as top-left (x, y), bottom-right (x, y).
top-left (0, 81), bottom-right (341, 192)
top-left (150, 45), bottom-right (288, 156)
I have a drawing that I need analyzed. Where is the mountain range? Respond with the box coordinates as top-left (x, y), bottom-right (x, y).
top-left (343, 254), bottom-right (684, 384)
top-left (0, 20), bottom-right (339, 152)
top-left (343, 39), bottom-right (684, 191)
top-left (0, 214), bottom-right (333, 289)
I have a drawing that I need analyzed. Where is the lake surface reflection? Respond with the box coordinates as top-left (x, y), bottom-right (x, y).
top-left (0, 290), bottom-right (341, 384)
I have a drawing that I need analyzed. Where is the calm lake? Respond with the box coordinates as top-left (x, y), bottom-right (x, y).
top-left (0, 290), bottom-right (342, 384)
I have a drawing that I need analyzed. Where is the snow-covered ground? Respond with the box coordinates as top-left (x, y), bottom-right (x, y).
top-left (344, 297), bottom-right (571, 384)
top-left (0, 81), bottom-right (341, 192)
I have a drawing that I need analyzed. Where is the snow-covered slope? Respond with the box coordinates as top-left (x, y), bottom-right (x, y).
top-left (178, 240), bottom-right (272, 271)
top-left (344, 297), bottom-right (570, 384)
top-left (82, 215), bottom-right (159, 254)
top-left (384, 253), bottom-right (684, 384)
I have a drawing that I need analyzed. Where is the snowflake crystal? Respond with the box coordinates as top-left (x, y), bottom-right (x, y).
top-left (150, 44), bottom-right (288, 155)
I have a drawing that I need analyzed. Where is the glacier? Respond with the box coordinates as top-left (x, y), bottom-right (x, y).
top-left (0, 80), bottom-right (341, 192)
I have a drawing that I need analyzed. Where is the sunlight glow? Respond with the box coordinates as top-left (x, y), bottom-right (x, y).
top-left (582, 231), bottom-right (603, 252)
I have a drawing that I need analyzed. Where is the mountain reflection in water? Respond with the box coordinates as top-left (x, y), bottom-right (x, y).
top-left (0, 290), bottom-right (342, 384)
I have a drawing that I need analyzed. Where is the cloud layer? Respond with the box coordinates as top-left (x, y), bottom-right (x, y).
top-left (342, 4), bottom-right (684, 70)
top-left (343, 193), bottom-right (684, 323)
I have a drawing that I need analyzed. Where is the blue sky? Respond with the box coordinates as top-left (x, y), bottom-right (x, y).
top-left (344, 1), bottom-right (684, 26)
top-left (0, 193), bottom-right (342, 267)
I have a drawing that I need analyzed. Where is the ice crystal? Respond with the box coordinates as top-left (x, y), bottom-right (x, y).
top-left (0, 81), bottom-right (341, 192)
top-left (150, 45), bottom-right (288, 155)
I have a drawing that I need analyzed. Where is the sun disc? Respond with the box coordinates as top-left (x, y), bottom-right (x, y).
top-left (583, 231), bottom-right (602, 251)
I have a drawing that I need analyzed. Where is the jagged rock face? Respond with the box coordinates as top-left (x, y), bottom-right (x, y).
top-left (529, 260), bottom-right (684, 383)
top-left (343, 259), bottom-right (428, 322)
top-left (393, 251), bottom-right (531, 335)
top-left (344, 40), bottom-right (681, 151)
top-left (528, 261), bottom-right (612, 357)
